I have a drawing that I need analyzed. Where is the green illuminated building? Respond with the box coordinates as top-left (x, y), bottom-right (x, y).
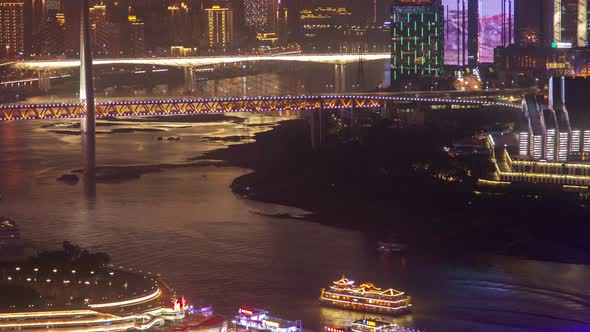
top-left (390, 0), bottom-right (444, 90)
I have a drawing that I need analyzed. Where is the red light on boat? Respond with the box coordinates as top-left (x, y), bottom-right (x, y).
top-left (239, 308), bottom-right (253, 316)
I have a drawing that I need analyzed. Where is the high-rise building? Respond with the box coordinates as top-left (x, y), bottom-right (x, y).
top-left (167, 2), bottom-right (193, 46)
top-left (206, 4), bottom-right (233, 50)
top-left (515, 0), bottom-right (553, 47)
top-left (0, 1), bottom-right (25, 58)
top-left (62, 0), bottom-right (81, 55)
top-left (390, 0), bottom-right (444, 89)
top-left (133, 0), bottom-right (167, 53)
top-left (553, 0), bottom-right (588, 47)
top-left (243, 0), bottom-right (277, 36)
top-left (282, 0), bottom-right (301, 41)
top-left (443, 0), bottom-right (514, 65)
top-left (517, 0), bottom-right (589, 48)
top-left (89, 4), bottom-right (120, 56)
top-left (103, 0), bottom-right (130, 57)
top-left (128, 14), bottom-right (145, 56)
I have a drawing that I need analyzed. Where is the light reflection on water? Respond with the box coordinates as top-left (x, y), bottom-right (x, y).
top-left (0, 115), bottom-right (589, 332)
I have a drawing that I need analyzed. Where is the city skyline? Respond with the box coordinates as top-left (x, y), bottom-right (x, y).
top-left (2, 1), bottom-right (590, 332)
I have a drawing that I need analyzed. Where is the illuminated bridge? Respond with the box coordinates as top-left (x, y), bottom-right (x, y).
top-left (5, 53), bottom-right (390, 71)
top-left (0, 95), bottom-right (519, 121)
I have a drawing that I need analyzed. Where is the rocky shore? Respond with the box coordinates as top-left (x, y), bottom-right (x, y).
top-left (199, 119), bottom-right (590, 265)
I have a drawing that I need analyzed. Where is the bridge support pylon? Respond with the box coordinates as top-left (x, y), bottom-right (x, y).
top-left (38, 71), bottom-right (51, 92)
top-left (334, 64), bottom-right (345, 93)
top-left (80, 0), bottom-right (96, 192)
top-left (184, 67), bottom-right (196, 93)
top-left (310, 100), bottom-right (328, 151)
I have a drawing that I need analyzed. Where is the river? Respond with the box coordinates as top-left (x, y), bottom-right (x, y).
top-left (0, 114), bottom-right (589, 332)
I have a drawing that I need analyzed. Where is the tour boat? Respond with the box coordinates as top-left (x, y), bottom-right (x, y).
top-left (233, 308), bottom-right (302, 332)
top-left (319, 277), bottom-right (412, 315)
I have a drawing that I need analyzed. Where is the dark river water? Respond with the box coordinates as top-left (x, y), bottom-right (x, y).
top-left (1, 114), bottom-right (590, 332)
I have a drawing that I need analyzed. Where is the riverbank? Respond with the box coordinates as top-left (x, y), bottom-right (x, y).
top-left (200, 119), bottom-right (590, 265)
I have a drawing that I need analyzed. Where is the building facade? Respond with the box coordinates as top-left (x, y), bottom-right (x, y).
top-left (390, 0), bottom-right (444, 89)
top-left (515, 0), bottom-right (588, 48)
top-left (243, 0), bottom-right (277, 37)
top-left (0, 1), bottom-right (25, 58)
top-left (206, 4), bottom-right (233, 50)
top-left (128, 14), bottom-right (145, 56)
top-left (554, 0), bottom-right (588, 47)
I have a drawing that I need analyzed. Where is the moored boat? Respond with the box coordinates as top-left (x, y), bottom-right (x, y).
top-left (376, 234), bottom-right (408, 253)
top-left (351, 318), bottom-right (423, 332)
top-left (0, 218), bottom-right (21, 247)
top-left (233, 308), bottom-right (302, 332)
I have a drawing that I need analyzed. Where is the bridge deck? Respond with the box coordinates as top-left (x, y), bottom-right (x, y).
top-left (7, 54), bottom-right (391, 70)
top-left (0, 95), bottom-right (519, 121)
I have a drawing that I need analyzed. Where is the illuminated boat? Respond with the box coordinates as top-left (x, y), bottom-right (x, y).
top-left (351, 319), bottom-right (411, 332)
top-left (233, 308), bottom-right (302, 332)
top-left (319, 277), bottom-right (412, 315)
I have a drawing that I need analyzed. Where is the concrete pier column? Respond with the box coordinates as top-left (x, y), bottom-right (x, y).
top-left (184, 67), bottom-right (195, 93)
top-left (80, 0), bottom-right (96, 192)
top-left (310, 100), bottom-right (327, 151)
top-left (334, 64), bottom-right (345, 93)
top-left (381, 100), bottom-right (392, 119)
top-left (350, 102), bottom-right (357, 136)
top-left (38, 71), bottom-right (51, 92)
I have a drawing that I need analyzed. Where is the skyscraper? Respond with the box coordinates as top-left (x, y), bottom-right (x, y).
top-left (0, 0), bottom-right (25, 58)
top-left (206, 4), bottom-right (233, 50)
top-left (167, 2), bottom-right (193, 46)
top-left (243, 0), bottom-right (277, 35)
top-left (515, 0), bottom-right (553, 47)
top-left (443, 0), bottom-right (514, 65)
top-left (517, 0), bottom-right (589, 48)
top-left (62, 0), bottom-right (81, 55)
top-left (554, 0), bottom-right (588, 47)
top-left (89, 4), bottom-right (119, 56)
top-left (128, 14), bottom-right (145, 56)
top-left (390, 0), bottom-right (444, 89)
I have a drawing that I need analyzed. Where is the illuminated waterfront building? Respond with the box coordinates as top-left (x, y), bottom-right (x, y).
top-left (0, 1), bottom-right (25, 58)
top-left (0, 265), bottom-right (188, 331)
top-left (170, 45), bottom-right (198, 56)
top-left (390, 0), bottom-right (444, 89)
top-left (484, 77), bottom-right (590, 192)
top-left (206, 4), bottom-right (233, 50)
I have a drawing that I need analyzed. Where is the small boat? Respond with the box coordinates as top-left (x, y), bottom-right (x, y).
top-left (377, 234), bottom-right (408, 253)
top-left (0, 218), bottom-right (20, 247)
top-left (376, 240), bottom-right (408, 253)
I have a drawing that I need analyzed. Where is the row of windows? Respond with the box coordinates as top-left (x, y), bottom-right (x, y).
top-left (501, 174), bottom-right (590, 186)
top-left (514, 165), bottom-right (590, 176)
